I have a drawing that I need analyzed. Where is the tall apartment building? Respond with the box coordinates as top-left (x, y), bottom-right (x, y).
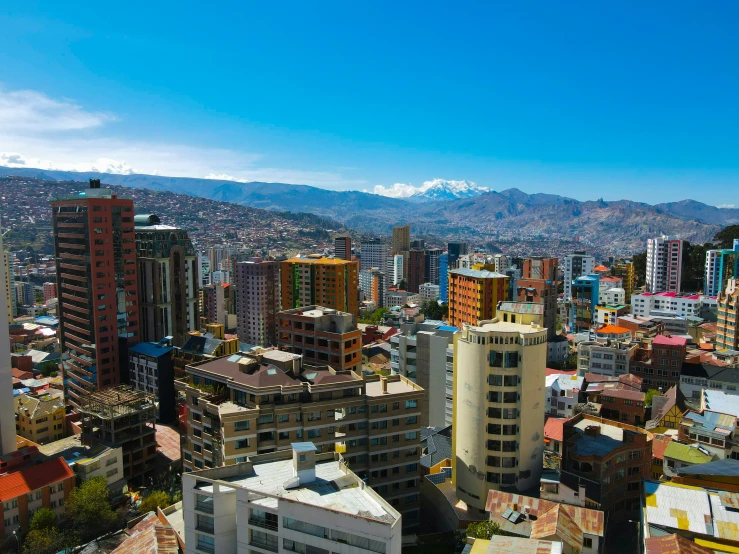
top-left (425, 248), bottom-right (442, 285)
top-left (492, 254), bottom-right (509, 273)
top-left (447, 242), bottom-right (469, 271)
top-left (182, 444), bottom-right (402, 554)
top-left (452, 320), bottom-right (547, 512)
top-left (717, 278), bottom-right (739, 350)
top-left (407, 249), bottom-right (425, 294)
top-left (278, 306), bottom-right (361, 373)
top-left (2, 249), bottom-right (16, 323)
top-left (390, 320), bottom-right (456, 428)
top-left (334, 236), bottom-right (351, 261)
top-left (0, 230), bottom-right (15, 455)
top-left (391, 225), bottom-right (410, 255)
top-left (705, 239), bottom-right (739, 296)
top-left (518, 257), bottom-right (558, 340)
top-left (42, 282), bottom-right (56, 303)
top-left (360, 239), bottom-right (388, 271)
top-left (235, 258), bottom-right (280, 347)
top-left (78, 385), bottom-right (157, 486)
top-left (570, 275), bottom-right (600, 332)
top-left (281, 256), bottom-right (359, 320)
top-left (359, 268), bottom-right (386, 308)
top-left (612, 260), bottom-right (635, 302)
top-left (386, 254), bottom-right (404, 287)
top-left (563, 251), bottom-right (595, 301)
top-left (134, 214), bottom-right (198, 346)
top-left (52, 180), bottom-right (140, 409)
top-left (646, 235), bottom-right (683, 293)
top-left (128, 340), bottom-right (176, 423)
top-left (439, 253), bottom-right (449, 303)
top-left (177, 350), bottom-right (424, 527)
top-left (14, 282), bottom-right (34, 307)
top-left (447, 268), bottom-right (507, 327)
top-left (198, 252), bottom-right (212, 288)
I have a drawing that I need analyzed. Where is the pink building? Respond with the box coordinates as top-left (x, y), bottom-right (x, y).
top-left (42, 282), bottom-right (56, 303)
top-left (646, 235), bottom-right (683, 293)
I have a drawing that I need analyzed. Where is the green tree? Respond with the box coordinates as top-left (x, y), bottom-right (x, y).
top-left (139, 490), bottom-right (172, 514)
top-left (714, 225), bottom-right (739, 249)
top-left (681, 242), bottom-right (710, 292)
top-left (29, 507), bottom-right (56, 531)
top-left (465, 520), bottom-right (501, 540)
top-left (632, 251), bottom-right (647, 287)
top-left (23, 527), bottom-right (76, 554)
top-left (644, 389), bottom-right (660, 407)
top-left (66, 476), bottom-right (118, 539)
top-left (421, 301), bottom-right (449, 321)
top-left (39, 361), bottom-right (57, 377)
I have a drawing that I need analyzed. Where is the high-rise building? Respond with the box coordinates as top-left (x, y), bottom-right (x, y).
top-left (360, 239), bottom-right (388, 271)
top-left (281, 256), bottom-right (359, 319)
top-left (359, 268), bottom-right (386, 308)
top-left (447, 268), bottom-right (507, 327)
top-left (15, 282), bottom-right (34, 307)
top-left (235, 258), bottom-right (281, 347)
top-left (407, 249), bottom-right (426, 293)
top-left (278, 306), bottom-right (361, 372)
top-left (386, 254), bottom-right (404, 287)
top-left (182, 444), bottom-right (402, 554)
top-left (612, 260), bottom-right (635, 302)
top-left (391, 225), bottom-right (411, 255)
top-left (128, 339), bottom-right (176, 423)
top-left (492, 254), bottom-right (509, 273)
top-left (42, 282), bottom-right (57, 303)
top-left (197, 252), bottom-right (212, 287)
top-left (134, 214), bottom-right (198, 346)
top-left (439, 253), bottom-right (449, 302)
top-left (52, 180), bottom-right (140, 409)
top-left (563, 251), bottom-right (595, 300)
top-left (447, 242), bottom-right (469, 271)
top-left (705, 239), bottom-right (739, 297)
top-left (425, 248), bottom-right (442, 285)
top-left (177, 351), bottom-right (424, 527)
top-left (517, 257), bottom-right (559, 341)
top-left (646, 235), bottom-right (683, 293)
top-left (1, 248), bottom-right (15, 324)
top-left (717, 278), bottom-right (739, 351)
top-left (570, 274), bottom-right (600, 332)
top-left (452, 320), bottom-right (547, 511)
top-left (334, 236), bottom-right (351, 261)
top-left (0, 229), bottom-right (16, 455)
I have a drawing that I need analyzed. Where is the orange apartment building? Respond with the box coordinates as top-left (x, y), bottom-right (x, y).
top-left (280, 256), bottom-right (359, 320)
top-left (717, 279), bottom-right (738, 350)
top-left (448, 268), bottom-right (508, 327)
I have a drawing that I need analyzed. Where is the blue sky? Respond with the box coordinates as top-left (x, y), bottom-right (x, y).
top-left (1, 1), bottom-right (737, 204)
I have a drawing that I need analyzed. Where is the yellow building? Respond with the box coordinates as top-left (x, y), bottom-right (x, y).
top-left (281, 256), bottom-right (359, 319)
top-left (448, 268), bottom-right (507, 328)
top-left (496, 301), bottom-right (544, 327)
top-left (14, 392), bottom-right (65, 445)
top-left (612, 261), bottom-right (635, 302)
top-left (452, 319), bottom-right (547, 511)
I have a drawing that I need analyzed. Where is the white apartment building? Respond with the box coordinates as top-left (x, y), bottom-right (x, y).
top-left (385, 291), bottom-right (420, 308)
top-left (631, 292), bottom-right (702, 318)
top-left (546, 374), bottom-right (584, 418)
top-left (598, 277), bottom-right (623, 304)
top-left (361, 239), bottom-right (389, 272)
top-left (212, 270), bottom-right (230, 286)
top-left (563, 252), bottom-right (595, 301)
top-left (602, 287), bottom-right (626, 306)
top-left (453, 319), bottom-right (547, 511)
top-left (577, 340), bottom-right (635, 377)
top-left (182, 444), bottom-right (402, 554)
top-left (492, 254), bottom-right (509, 274)
top-left (419, 283), bottom-right (440, 302)
top-left (386, 254), bottom-right (404, 287)
top-left (646, 235), bottom-right (683, 293)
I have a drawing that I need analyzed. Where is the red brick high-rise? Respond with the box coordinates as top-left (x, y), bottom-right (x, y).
top-left (408, 249), bottom-right (426, 293)
top-left (518, 257), bottom-right (559, 340)
top-left (52, 180), bottom-right (140, 409)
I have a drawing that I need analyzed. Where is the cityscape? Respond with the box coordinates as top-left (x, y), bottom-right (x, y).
top-left (1, 3), bottom-right (739, 554)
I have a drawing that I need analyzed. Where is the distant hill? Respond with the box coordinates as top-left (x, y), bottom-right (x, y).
top-left (0, 166), bottom-right (730, 256)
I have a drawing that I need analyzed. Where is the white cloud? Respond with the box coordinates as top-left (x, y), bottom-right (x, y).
top-left (0, 88), bottom-right (112, 132)
top-left (374, 178), bottom-right (487, 198)
top-left (718, 204), bottom-right (735, 209)
top-left (373, 182), bottom-right (421, 198)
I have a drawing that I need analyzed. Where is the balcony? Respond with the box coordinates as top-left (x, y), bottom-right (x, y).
top-left (195, 500), bottom-right (214, 514)
top-left (249, 518), bottom-right (278, 531)
top-left (249, 538), bottom-right (278, 553)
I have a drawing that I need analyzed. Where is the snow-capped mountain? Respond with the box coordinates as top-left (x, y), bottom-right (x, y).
top-left (408, 179), bottom-right (489, 202)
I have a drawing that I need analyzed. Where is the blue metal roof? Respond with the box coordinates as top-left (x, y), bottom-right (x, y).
top-left (129, 342), bottom-right (174, 357)
top-left (291, 442), bottom-right (318, 452)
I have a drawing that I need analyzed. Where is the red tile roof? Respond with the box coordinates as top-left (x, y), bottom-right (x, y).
top-left (544, 418), bottom-right (566, 443)
top-left (654, 335), bottom-right (687, 347)
top-left (593, 265), bottom-right (609, 272)
top-left (652, 435), bottom-right (673, 461)
top-left (0, 457), bottom-right (73, 502)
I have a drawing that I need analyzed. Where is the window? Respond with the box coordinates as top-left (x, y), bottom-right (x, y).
top-left (236, 439), bottom-right (250, 449)
top-left (235, 420), bottom-right (250, 431)
top-left (405, 400), bottom-right (417, 409)
top-left (197, 534), bottom-right (215, 553)
top-left (583, 538), bottom-right (593, 549)
top-left (405, 432), bottom-right (418, 441)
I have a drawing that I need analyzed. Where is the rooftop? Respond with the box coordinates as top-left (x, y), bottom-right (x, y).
top-left (645, 534), bottom-right (714, 554)
top-left (450, 268), bottom-right (507, 279)
top-left (497, 302), bottom-right (544, 315)
top-left (702, 389), bottom-right (739, 417)
top-left (663, 442), bottom-right (714, 464)
top-left (130, 341), bottom-right (174, 358)
top-left (595, 324), bottom-right (632, 336)
top-left (0, 457), bottom-right (74, 502)
top-left (676, 458), bottom-right (739, 478)
top-left (544, 418), bottom-right (566, 443)
top-left (471, 536), bottom-right (563, 554)
top-left (653, 335), bottom-right (688, 347)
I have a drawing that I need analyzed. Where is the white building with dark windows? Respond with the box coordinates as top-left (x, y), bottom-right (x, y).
top-left (182, 443), bottom-right (402, 554)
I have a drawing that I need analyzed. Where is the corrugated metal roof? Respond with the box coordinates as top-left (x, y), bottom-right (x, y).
top-left (644, 481), bottom-right (713, 535)
top-left (645, 534), bottom-right (713, 554)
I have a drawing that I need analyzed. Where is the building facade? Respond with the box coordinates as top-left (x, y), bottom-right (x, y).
top-left (334, 236), bottom-right (351, 261)
top-left (52, 180), bottom-right (140, 409)
top-left (717, 278), bottom-right (739, 350)
top-left (360, 239), bottom-right (388, 272)
top-left (563, 251), bottom-right (595, 301)
top-left (129, 339), bottom-right (176, 423)
top-left (235, 258), bottom-right (281, 347)
top-left (281, 257), bottom-right (359, 320)
top-left (14, 392), bottom-right (65, 444)
top-left (518, 257), bottom-right (558, 341)
top-left (704, 239), bottom-right (739, 297)
top-left (448, 268), bottom-right (507, 328)
top-left (646, 235), bottom-right (683, 293)
top-left (407, 249), bottom-right (425, 294)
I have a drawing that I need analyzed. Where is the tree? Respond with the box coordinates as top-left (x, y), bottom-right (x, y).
top-left (420, 300), bottom-right (448, 321)
top-left (632, 251), bottom-right (647, 287)
top-left (714, 225), bottom-right (739, 249)
top-left (465, 520), bottom-right (501, 539)
top-left (139, 490), bottom-right (172, 514)
top-left (29, 507), bottom-right (56, 531)
top-left (644, 389), bottom-right (660, 407)
top-left (66, 476), bottom-right (118, 539)
top-left (39, 361), bottom-right (57, 377)
top-left (23, 527), bottom-right (76, 554)
top-left (681, 241), bottom-right (711, 292)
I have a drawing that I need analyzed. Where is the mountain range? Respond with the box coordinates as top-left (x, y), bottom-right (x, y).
top-left (1, 166), bottom-right (736, 256)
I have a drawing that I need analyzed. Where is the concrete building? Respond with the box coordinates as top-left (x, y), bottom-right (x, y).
top-left (235, 258), bottom-right (281, 347)
top-left (385, 290), bottom-right (420, 308)
top-left (172, 323), bottom-right (239, 378)
top-left (391, 225), bottom-right (410, 256)
top-left (14, 282), bottom-right (34, 307)
top-left (386, 254), bottom-right (404, 288)
top-left (278, 306), bottom-right (361, 373)
top-left (0, 457), bottom-right (75, 537)
top-left (181, 444), bottom-right (402, 554)
top-left (704, 239), bottom-right (739, 296)
top-left (425, 248), bottom-right (442, 285)
top-left (439, 254), bottom-right (449, 303)
top-left (42, 282), bottom-right (56, 303)
top-left (447, 242), bottom-right (468, 272)
top-left (390, 320), bottom-right (456, 428)
top-left (14, 391), bottom-right (65, 445)
top-left (546, 374), bottom-right (584, 418)
top-left (129, 339), bottom-right (176, 423)
top-left (577, 338), bottom-right (635, 377)
top-left (407, 249), bottom-right (425, 294)
top-left (419, 283), bottom-right (440, 302)
top-left (612, 260), bottom-right (635, 303)
top-left (281, 256), bottom-right (359, 320)
top-left (360, 268), bottom-right (386, 309)
top-left (585, 383), bottom-right (646, 426)
top-left (569, 275), bottom-right (600, 332)
top-left (492, 254), bottom-right (509, 274)
top-left (631, 291), bottom-right (702, 318)
top-left (452, 319), bottom-right (547, 511)
top-left (78, 385), bottom-right (157, 486)
top-left (176, 351), bottom-right (424, 527)
top-left (0, 231), bottom-right (16, 455)
top-left (52, 180), bottom-right (140, 409)
top-left (448, 268), bottom-right (507, 328)
top-left (563, 251), bottom-right (595, 302)
top-left (334, 236), bottom-right (351, 261)
top-left (135, 214), bottom-right (199, 346)
top-left (2, 249), bottom-right (16, 323)
top-left (198, 252), bottom-right (212, 288)
top-left (360, 239), bottom-right (388, 272)
top-left (717, 278), bottom-right (739, 350)
top-left (517, 257), bottom-right (558, 341)
top-left (562, 414), bottom-right (653, 520)
top-left (646, 235), bottom-right (683, 293)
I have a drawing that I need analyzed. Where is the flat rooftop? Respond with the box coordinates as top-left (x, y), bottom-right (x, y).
top-left (211, 457), bottom-right (398, 524)
top-left (570, 419), bottom-right (627, 457)
top-left (470, 321), bottom-right (546, 335)
top-left (365, 378), bottom-right (421, 397)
